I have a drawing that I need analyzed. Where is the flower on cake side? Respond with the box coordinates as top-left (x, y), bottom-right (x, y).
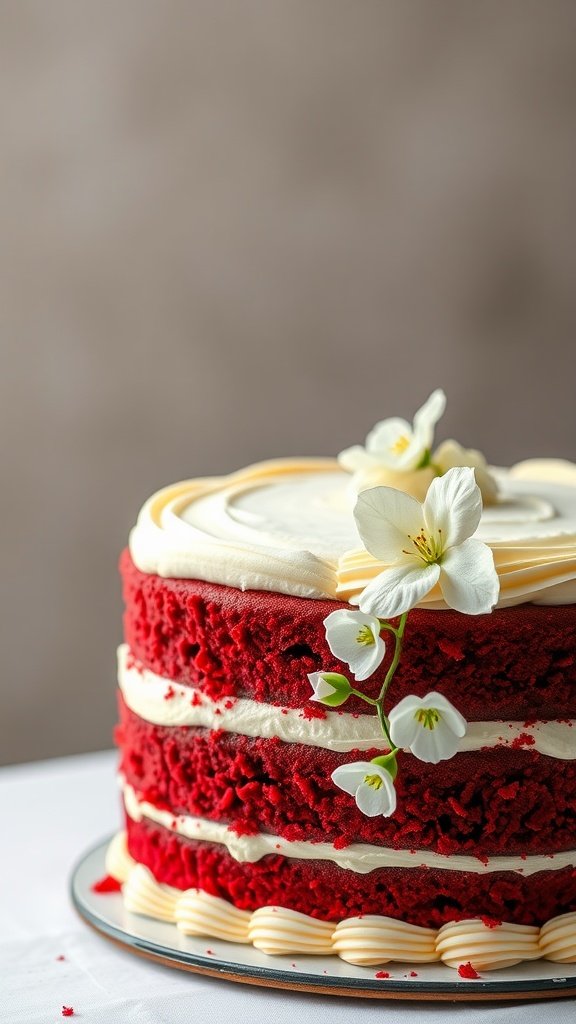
top-left (307, 466), bottom-right (500, 818)
top-left (338, 389), bottom-right (498, 504)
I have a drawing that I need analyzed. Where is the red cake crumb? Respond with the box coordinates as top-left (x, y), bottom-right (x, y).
top-left (61, 1008), bottom-right (74, 1018)
top-left (457, 962), bottom-right (480, 979)
top-left (447, 797), bottom-right (468, 818)
top-left (205, 948), bottom-right (214, 955)
top-left (511, 733), bottom-right (536, 749)
top-left (438, 639), bottom-right (465, 661)
top-left (497, 782), bottom-right (519, 800)
top-left (481, 916), bottom-right (502, 929)
top-left (190, 691), bottom-right (203, 707)
top-left (409, 970), bottom-right (418, 977)
top-left (300, 705), bottom-right (327, 720)
top-left (91, 875), bottom-right (122, 894)
top-left (224, 699), bottom-right (235, 710)
top-left (164, 685), bottom-right (176, 701)
top-left (55, 955), bottom-right (66, 962)
top-left (332, 836), bottom-right (349, 850)
top-left (375, 970), bottom-right (390, 978)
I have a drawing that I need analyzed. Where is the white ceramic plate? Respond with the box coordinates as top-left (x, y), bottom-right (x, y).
top-left (71, 838), bottom-right (576, 1002)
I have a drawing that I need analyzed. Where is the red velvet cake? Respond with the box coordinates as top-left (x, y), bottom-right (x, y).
top-left (107, 394), bottom-right (576, 970)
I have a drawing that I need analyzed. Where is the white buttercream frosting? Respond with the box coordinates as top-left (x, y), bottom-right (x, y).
top-left (123, 863), bottom-right (181, 922)
top-left (332, 915), bottom-right (439, 965)
top-left (118, 645), bottom-right (576, 759)
top-left (104, 829), bottom-right (135, 883)
top-left (177, 889), bottom-right (251, 943)
top-left (436, 919), bottom-right (541, 970)
top-left (539, 912), bottom-right (576, 962)
top-left (122, 781), bottom-right (576, 877)
top-left (106, 834), bottom-right (576, 970)
top-left (128, 457), bottom-right (576, 607)
top-left (248, 906), bottom-right (334, 955)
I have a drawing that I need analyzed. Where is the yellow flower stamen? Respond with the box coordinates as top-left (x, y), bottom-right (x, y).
top-left (356, 625), bottom-right (375, 647)
top-left (415, 708), bottom-right (441, 730)
top-left (402, 527), bottom-right (444, 565)
top-left (391, 434), bottom-right (410, 455)
top-left (363, 773), bottom-right (384, 790)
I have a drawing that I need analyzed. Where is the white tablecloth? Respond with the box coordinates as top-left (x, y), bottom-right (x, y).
top-left (1, 751), bottom-right (574, 1023)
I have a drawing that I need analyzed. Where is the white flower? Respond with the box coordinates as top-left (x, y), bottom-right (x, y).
top-left (323, 609), bottom-right (386, 682)
top-left (339, 389), bottom-right (446, 475)
top-left (355, 466), bottom-right (500, 617)
top-left (388, 692), bottom-right (467, 764)
top-left (307, 671), bottom-right (352, 707)
top-left (434, 439), bottom-right (498, 506)
top-left (331, 761), bottom-right (397, 817)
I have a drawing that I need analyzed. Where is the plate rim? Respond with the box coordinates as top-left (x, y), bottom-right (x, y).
top-left (71, 836), bottom-right (576, 1003)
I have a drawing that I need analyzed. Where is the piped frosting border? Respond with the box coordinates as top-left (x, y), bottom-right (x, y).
top-left (105, 832), bottom-right (576, 971)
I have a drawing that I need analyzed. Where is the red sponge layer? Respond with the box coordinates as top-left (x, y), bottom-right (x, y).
top-left (120, 550), bottom-right (576, 719)
top-left (125, 815), bottom-right (576, 929)
top-left (117, 697), bottom-right (576, 857)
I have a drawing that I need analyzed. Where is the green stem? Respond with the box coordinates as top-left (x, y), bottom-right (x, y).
top-left (377, 612), bottom-right (408, 703)
top-left (349, 613), bottom-right (409, 753)
top-left (350, 689), bottom-right (378, 706)
top-left (378, 620), bottom-right (400, 637)
top-left (376, 703), bottom-right (396, 752)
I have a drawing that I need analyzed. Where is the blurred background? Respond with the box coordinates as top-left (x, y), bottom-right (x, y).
top-left (1, 1), bottom-right (575, 764)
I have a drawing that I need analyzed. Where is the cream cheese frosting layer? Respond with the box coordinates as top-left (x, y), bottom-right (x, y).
top-left (118, 645), bottom-right (576, 759)
top-left (122, 781), bottom-right (576, 877)
top-left (128, 458), bottom-right (576, 607)
top-left (107, 832), bottom-right (576, 969)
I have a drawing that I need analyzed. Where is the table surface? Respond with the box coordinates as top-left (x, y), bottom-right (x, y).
top-left (1, 750), bottom-right (574, 1024)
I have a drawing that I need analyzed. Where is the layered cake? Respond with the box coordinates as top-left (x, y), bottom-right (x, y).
top-left (107, 392), bottom-right (576, 970)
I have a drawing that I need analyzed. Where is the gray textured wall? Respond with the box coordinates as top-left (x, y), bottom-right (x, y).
top-left (1, 1), bottom-right (576, 764)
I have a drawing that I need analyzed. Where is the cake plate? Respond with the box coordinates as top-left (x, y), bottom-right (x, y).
top-left (72, 837), bottom-right (576, 1002)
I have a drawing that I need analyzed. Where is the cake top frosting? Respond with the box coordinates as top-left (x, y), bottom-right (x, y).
top-left (129, 455), bottom-right (576, 607)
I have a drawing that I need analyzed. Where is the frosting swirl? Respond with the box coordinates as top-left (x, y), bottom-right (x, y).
top-left (129, 458), bottom-right (576, 608)
top-left (436, 918), bottom-right (541, 970)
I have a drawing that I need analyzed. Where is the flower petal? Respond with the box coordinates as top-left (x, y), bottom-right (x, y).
top-left (354, 486), bottom-right (424, 563)
top-left (433, 439), bottom-right (498, 504)
top-left (323, 609), bottom-right (386, 681)
top-left (359, 561), bottom-right (441, 618)
top-left (423, 466), bottom-right (482, 548)
top-left (388, 697), bottom-right (423, 749)
top-left (412, 389), bottom-right (446, 450)
top-left (337, 445), bottom-right (380, 473)
top-left (355, 776), bottom-right (396, 817)
top-left (308, 673), bottom-right (336, 702)
top-left (410, 719), bottom-right (462, 764)
top-left (420, 692), bottom-right (467, 737)
top-left (366, 417), bottom-right (412, 458)
top-left (331, 762), bottom-right (373, 797)
top-left (439, 538), bottom-right (500, 615)
top-left (352, 636), bottom-right (386, 682)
